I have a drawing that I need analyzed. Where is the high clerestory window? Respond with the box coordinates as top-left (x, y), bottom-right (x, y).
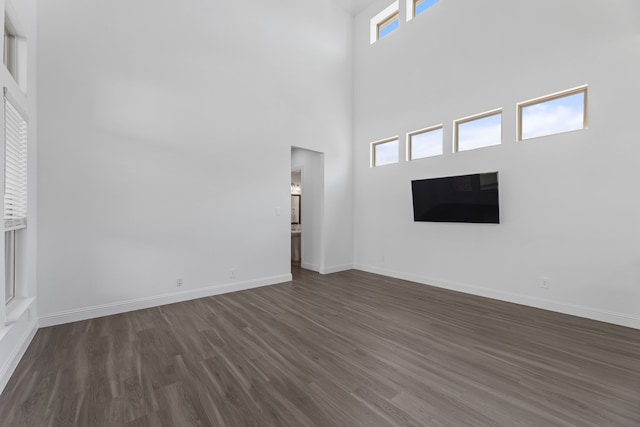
top-left (518, 86), bottom-right (588, 141)
top-left (370, 1), bottom-right (400, 43)
top-left (407, 125), bottom-right (443, 160)
top-left (378, 12), bottom-right (399, 40)
top-left (3, 15), bottom-right (16, 80)
top-left (3, 12), bottom-right (25, 92)
top-left (454, 109), bottom-right (502, 152)
top-left (371, 137), bottom-right (399, 167)
top-left (408, 0), bottom-right (440, 21)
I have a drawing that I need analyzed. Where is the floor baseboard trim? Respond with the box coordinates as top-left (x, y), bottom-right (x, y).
top-left (301, 262), bottom-right (320, 272)
top-left (320, 264), bottom-right (353, 274)
top-left (38, 274), bottom-right (292, 328)
top-left (354, 264), bottom-right (640, 330)
top-left (0, 320), bottom-right (38, 394)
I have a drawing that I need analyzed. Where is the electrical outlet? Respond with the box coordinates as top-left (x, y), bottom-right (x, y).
top-left (541, 277), bottom-right (550, 290)
top-left (381, 255), bottom-right (386, 264)
top-left (230, 269), bottom-right (237, 278)
top-left (275, 207), bottom-right (281, 216)
top-left (177, 278), bottom-right (183, 287)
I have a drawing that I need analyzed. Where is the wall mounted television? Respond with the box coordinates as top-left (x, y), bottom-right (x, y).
top-left (411, 172), bottom-right (499, 224)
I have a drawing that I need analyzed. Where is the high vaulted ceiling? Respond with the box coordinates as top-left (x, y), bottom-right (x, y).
top-left (345, 0), bottom-right (380, 15)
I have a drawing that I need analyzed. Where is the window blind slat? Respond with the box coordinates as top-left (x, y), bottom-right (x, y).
top-left (4, 96), bottom-right (27, 232)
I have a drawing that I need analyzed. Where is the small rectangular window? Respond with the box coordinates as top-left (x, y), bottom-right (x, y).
top-left (408, 125), bottom-right (443, 160)
top-left (454, 109), bottom-right (502, 152)
top-left (411, 0), bottom-right (439, 19)
top-left (3, 15), bottom-right (17, 80)
top-left (518, 86), bottom-right (588, 141)
top-left (377, 12), bottom-right (399, 40)
top-left (372, 138), bottom-right (399, 167)
top-left (370, 2), bottom-right (400, 43)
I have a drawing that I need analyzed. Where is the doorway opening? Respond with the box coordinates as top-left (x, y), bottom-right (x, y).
top-left (290, 169), bottom-right (302, 268)
top-left (290, 147), bottom-right (323, 275)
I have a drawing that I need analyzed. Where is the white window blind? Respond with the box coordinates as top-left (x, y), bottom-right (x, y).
top-left (4, 94), bottom-right (27, 231)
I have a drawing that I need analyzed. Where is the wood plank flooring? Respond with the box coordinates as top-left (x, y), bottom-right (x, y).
top-left (1, 266), bottom-right (639, 426)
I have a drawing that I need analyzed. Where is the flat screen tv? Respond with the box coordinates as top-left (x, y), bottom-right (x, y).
top-left (411, 172), bottom-right (499, 224)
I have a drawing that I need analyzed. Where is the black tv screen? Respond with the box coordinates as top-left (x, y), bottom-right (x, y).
top-left (411, 172), bottom-right (499, 224)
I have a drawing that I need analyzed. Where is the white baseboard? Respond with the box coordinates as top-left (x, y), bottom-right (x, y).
top-left (301, 262), bottom-right (320, 272)
top-left (320, 263), bottom-right (353, 274)
top-left (39, 274), bottom-right (292, 327)
top-left (0, 319), bottom-right (38, 394)
top-left (300, 262), bottom-right (353, 274)
top-left (354, 264), bottom-right (640, 330)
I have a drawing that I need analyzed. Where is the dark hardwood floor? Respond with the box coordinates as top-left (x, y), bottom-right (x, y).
top-left (1, 266), bottom-right (639, 426)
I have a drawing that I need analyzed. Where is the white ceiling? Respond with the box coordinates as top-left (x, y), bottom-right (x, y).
top-left (345, 0), bottom-right (380, 15)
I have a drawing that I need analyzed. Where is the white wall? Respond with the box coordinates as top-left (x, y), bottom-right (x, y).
top-left (354, 0), bottom-right (640, 328)
top-left (37, 0), bottom-right (354, 325)
top-left (0, 0), bottom-right (38, 393)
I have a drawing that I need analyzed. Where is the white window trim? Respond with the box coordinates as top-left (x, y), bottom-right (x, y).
top-left (406, 0), bottom-right (416, 21)
top-left (4, 229), bottom-right (14, 304)
top-left (370, 1), bottom-right (400, 44)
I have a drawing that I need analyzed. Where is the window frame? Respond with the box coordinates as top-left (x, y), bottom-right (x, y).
top-left (407, 0), bottom-right (439, 21)
top-left (413, 0), bottom-right (423, 17)
top-left (517, 86), bottom-right (588, 141)
top-left (1, 0), bottom-right (30, 326)
top-left (370, 1), bottom-right (400, 44)
top-left (377, 11), bottom-right (399, 40)
top-left (4, 230), bottom-right (15, 304)
top-left (407, 124), bottom-right (443, 161)
top-left (3, 8), bottom-right (27, 94)
top-left (3, 89), bottom-right (28, 311)
top-left (453, 108), bottom-right (503, 153)
top-left (3, 15), bottom-right (17, 80)
top-left (371, 137), bottom-right (400, 167)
